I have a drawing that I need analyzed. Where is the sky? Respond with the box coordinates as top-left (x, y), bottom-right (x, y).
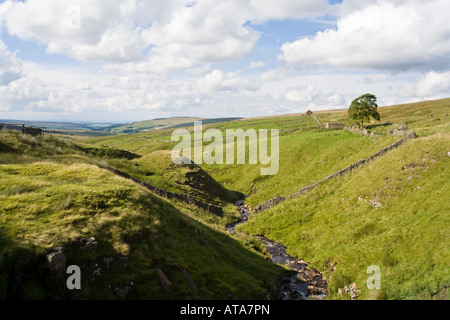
top-left (0, 0), bottom-right (450, 123)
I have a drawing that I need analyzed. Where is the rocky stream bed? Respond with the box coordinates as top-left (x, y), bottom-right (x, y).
top-left (227, 201), bottom-right (328, 300)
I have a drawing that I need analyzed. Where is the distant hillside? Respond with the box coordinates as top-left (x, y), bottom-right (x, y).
top-left (0, 119), bottom-right (114, 131)
top-left (0, 120), bottom-right (116, 137)
top-left (101, 117), bottom-right (242, 134)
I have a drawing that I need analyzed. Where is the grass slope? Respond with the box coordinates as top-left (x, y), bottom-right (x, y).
top-left (0, 131), bottom-right (283, 300)
top-left (238, 132), bottom-right (449, 299)
top-left (22, 97), bottom-right (448, 300)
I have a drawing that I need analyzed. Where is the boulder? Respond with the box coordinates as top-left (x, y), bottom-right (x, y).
top-left (157, 269), bottom-right (172, 293)
top-left (182, 268), bottom-right (197, 290)
top-left (46, 248), bottom-right (66, 279)
top-left (79, 237), bottom-right (98, 252)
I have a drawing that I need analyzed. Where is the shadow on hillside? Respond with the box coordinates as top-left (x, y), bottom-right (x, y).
top-left (365, 122), bottom-right (393, 130)
top-left (1, 190), bottom-right (284, 300)
top-left (0, 141), bottom-right (17, 154)
top-left (184, 164), bottom-right (246, 204)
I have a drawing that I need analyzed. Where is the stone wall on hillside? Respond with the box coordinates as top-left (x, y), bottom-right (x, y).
top-left (103, 165), bottom-right (224, 217)
top-left (254, 131), bottom-right (417, 213)
top-left (325, 123), bottom-right (346, 130)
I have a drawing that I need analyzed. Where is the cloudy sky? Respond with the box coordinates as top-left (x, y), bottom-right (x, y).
top-left (0, 0), bottom-right (449, 122)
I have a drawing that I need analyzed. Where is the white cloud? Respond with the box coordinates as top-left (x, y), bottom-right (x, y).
top-left (249, 0), bottom-right (331, 22)
top-left (249, 61), bottom-right (266, 69)
top-left (399, 71), bottom-right (450, 98)
top-left (0, 40), bottom-right (23, 86)
top-left (198, 69), bottom-right (259, 94)
top-left (0, 0), bottom-right (335, 69)
top-left (280, 0), bottom-right (450, 72)
top-left (0, 0), bottom-right (192, 63)
top-left (1, 0), bottom-right (449, 121)
top-left (285, 85), bottom-right (320, 103)
top-left (260, 68), bottom-right (286, 81)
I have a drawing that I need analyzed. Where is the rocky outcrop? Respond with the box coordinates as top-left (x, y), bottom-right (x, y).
top-left (46, 247), bottom-right (67, 280)
top-left (79, 237), bottom-right (98, 252)
top-left (157, 269), bottom-right (172, 293)
top-left (103, 256), bottom-right (130, 271)
top-left (182, 268), bottom-right (197, 291)
top-left (338, 282), bottom-right (360, 300)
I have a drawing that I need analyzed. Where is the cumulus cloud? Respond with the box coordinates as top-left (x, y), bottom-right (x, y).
top-left (1, 0), bottom-right (449, 121)
top-left (249, 0), bottom-right (331, 22)
top-left (280, 0), bottom-right (450, 72)
top-left (399, 71), bottom-right (450, 98)
top-left (249, 61), bottom-right (266, 69)
top-left (198, 69), bottom-right (259, 94)
top-left (0, 40), bottom-right (23, 86)
top-left (285, 84), bottom-right (320, 103)
top-left (0, 0), bottom-right (335, 69)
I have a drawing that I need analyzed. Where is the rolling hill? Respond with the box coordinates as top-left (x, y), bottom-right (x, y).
top-left (0, 98), bottom-right (449, 300)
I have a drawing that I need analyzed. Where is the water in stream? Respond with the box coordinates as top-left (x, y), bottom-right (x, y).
top-left (228, 202), bottom-right (328, 300)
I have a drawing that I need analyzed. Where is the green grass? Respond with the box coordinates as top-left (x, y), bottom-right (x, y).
top-left (239, 132), bottom-right (449, 300)
top-left (2, 97), bottom-right (449, 300)
top-left (0, 161), bottom-right (283, 300)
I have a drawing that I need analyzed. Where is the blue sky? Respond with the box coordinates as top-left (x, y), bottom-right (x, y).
top-left (0, 0), bottom-right (449, 122)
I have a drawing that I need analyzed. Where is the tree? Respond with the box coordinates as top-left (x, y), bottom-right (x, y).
top-left (348, 94), bottom-right (381, 128)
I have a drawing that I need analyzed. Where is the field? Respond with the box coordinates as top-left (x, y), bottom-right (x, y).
top-left (0, 98), bottom-right (449, 300)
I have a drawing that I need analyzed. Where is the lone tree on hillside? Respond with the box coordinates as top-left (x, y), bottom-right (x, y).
top-left (348, 94), bottom-right (381, 128)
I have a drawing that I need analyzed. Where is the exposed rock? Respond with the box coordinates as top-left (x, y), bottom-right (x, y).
top-left (83, 262), bottom-right (102, 280)
top-left (46, 247), bottom-right (66, 279)
top-left (368, 200), bottom-right (382, 208)
top-left (111, 281), bottom-right (133, 298)
top-left (182, 268), bottom-right (197, 290)
top-left (103, 257), bottom-right (114, 270)
top-left (255, 236), bottom-right (327, 300)
top-left (102, 256), bottom-right (130, 271)
top-left (158, 269), bottom-right (172, 293)
top-left (79, 237), bottom-right (98, 252)
top-left (341, 283), bottom-right (360, 300)
top-left (388, 129), bottom-right (409, 136)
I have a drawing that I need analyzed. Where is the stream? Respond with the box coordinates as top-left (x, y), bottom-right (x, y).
top-left (227, 201), bottom-right (328, 300)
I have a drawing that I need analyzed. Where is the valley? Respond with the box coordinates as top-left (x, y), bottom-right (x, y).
top-left (0, 98), bottom-right (449, 300)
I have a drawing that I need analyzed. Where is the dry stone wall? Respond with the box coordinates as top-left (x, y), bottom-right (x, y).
top-left (102, 165), bottom-right (224, 217)
top-left (254, 131), bottom-right (417, 213)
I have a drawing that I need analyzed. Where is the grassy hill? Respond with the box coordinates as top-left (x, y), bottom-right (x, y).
top-left (239, 132), bottom-right (449, 300)
top-left (0, 130), bottom-right (283, 300)
top-left (77, 98), bottom-right (449, 300)
top-left (101, 117), bottom-right (242, 134)
top-left (1, 98), bottom-right (449, 300)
